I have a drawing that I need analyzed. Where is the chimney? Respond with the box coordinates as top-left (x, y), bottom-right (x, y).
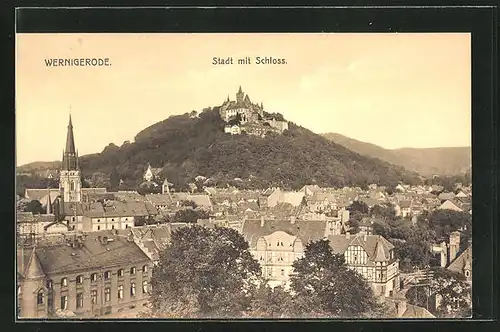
top-left (363, 233), bottom-right (368, 242)
top-left (345, 231), bottom-right (350, 240)
top-left (449, 231), bottom-right (461, 263)
top-left (260, 216), bottom-right (265, 227)
top-left (440, 241), bottom-right (448, 267)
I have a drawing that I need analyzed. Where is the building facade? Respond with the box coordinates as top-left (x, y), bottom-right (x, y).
top-left (17, 231), bottom-right (153, 318)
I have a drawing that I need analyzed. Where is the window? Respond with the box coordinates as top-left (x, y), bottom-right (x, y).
top-left (37, 290), bottom-right (44, 305)
top-left (130, 267), bottom-right (136, 275)
top-left (97, 226), bottom-right (100, 231)
top-left (111, 219), bottom-right (114, 222)
top-left (61, 278), bottom-right (68, 287)
top-left (91, 290), bottom-right (97, 304)
top-left (118, 285), bottom-right (124, 299)
top-left (91, 273), bottom-right (97, 282)
top-left (104, 271), bottom-right (111, 280)
top-left (118, 269), bottom-right (124, 277)
top-left (142, 265), bottom-right (148, 273)
top-left (72, 217), bottom-right (75, 222)
top-left (61, 296), bottom-right (68, 310)
top-left (465, 270), bottom-right (470, 277)
top-left (268, 270), bottom-right (272, 276)
top-left (76, 293), bottom-right (83, 308)
top-left (46, 280), bottom-right (53, 289)
top-left (281, 269), bottom-right (285, 276)
top-left (130, 283), bottom-right (136, 296)
top-left (97, 219), bottom-right (100, 222)
top-left (111, 225), bottom-right (115, 230)
top-left (104, 288), bottom-right (111, 302)
top-left (76, 275), bottom-right (84, 284)
top-left (142, 281), bottom-right (148, 294)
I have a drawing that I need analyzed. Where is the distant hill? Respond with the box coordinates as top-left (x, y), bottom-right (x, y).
top-left (17, 161), bottom-right (61, 173)
top-left (321, 133), bottom-right (471, 176)
top-left (69, 108), bottom-right (422, 191)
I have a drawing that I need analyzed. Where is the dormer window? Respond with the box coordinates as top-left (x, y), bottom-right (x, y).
top-left (142, 265), bottom-right (148, 273)
top-left (465, 270), bottom-right (470, 277)
top-left (130, 267), bottom-right (136, 275)
top-left (104, 271), bottom-right (111, 280)
top-left (76, 275), bottom-right (84, 284)
top-left (61, 278), bottom-right (68, 287)
top-left (118, 269), bottom-right (124, 277)
top-left (91, 273), bottom-right (97, 282)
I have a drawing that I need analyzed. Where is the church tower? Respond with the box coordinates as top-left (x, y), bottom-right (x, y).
top-left (236, 86), bottom-right (244, 104)
top-left (59, 114), bottom-right (82, 202)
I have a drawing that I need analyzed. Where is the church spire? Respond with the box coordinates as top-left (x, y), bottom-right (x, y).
top-left (65, 114), bottom-right (76, 155)
top-left (62, 114), bottom-right (78, 170)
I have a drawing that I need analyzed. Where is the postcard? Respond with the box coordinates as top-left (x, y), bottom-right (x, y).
top-left (15, 32), bottom-right (472, 320)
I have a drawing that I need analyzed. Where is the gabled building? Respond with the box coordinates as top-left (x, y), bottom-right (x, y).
top-left (241, 218), bottom-right (329, 288)
top-left (328, 233), bottom-right (400, 297)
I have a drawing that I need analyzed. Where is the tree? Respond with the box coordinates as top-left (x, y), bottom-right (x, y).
top-left (289, 239), bottom-right (381, 318)
top-left (180, 200), bottom-right (197, 209)
top-left (406, 268), bottom-right (471, 318)
top-left (172, 209), bottom-right (209, 223)
top-left (150, 226), bottom-right (262, 317)
top-left (370, 204), bottom-right (396, 221)
top-left (109, 168), bottom-right (120, 189)
top-left (427, 210), bottom-right (471, 239)
top-left (347, 201), bottom-right (369, 214)
top-left (24, 200), bottom-right (45, 214)
top-left (90, 172), bottom-right (110, 188)
top-left (247, 285), bottom-right (295, 318)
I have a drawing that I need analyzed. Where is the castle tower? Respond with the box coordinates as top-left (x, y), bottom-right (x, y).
top-left (59, 114), bottom-right (82, 203)
top-left (236, 86), bottom-right (244, 104)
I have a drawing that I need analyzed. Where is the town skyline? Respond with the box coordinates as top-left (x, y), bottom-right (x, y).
top-left (16, 33), bottom-right (471, 166)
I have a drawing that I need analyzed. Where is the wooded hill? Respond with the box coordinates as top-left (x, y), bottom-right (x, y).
top-left (72, 107), bottom-right (422, 191)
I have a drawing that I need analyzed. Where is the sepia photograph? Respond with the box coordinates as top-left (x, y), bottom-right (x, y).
top-left (15, 32), bottom-right (472, 320)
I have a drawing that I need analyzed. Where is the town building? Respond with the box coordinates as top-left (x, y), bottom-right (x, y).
top-left (241, 218), bottom-right (329, 288)
top-left (328, 233), bottom-right (400, 297)
top-left (17, 230), bottom-right (153, 318)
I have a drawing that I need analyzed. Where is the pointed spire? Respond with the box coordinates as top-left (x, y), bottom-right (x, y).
top-left (62, 113), bottom-right (77, 170)
top-left (238, 85), bottom-right (243, 93)
top-left (65, 114), bottom-right (76, 154)
top-left (76, 149), bottom-right (79, 170)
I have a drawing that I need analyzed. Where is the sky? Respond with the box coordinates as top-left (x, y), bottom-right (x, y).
top-left (16, 33), bottom-right (471, 166)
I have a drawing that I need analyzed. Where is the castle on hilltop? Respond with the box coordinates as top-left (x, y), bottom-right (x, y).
top-left (219, 86), bottom-right (289, 137)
